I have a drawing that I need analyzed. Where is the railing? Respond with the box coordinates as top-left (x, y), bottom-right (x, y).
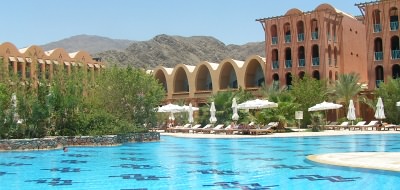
top-left (271, 37), bottom-right (278, 45)
top-left (297, 33), bottom-right (304, 42)
top-left (298, 59), bottom-right (305, 67)
top-left (391, 50), bottom-right (400, 59)
top-left (373, 24), bottom-right (382, 33)
top-left (272, 61), bottom-right (279, 69)
top-left (285, 60), bottom-right (292, 68)
top-left (311, 32), bottom-right (319, 40)
top-left (285, 35), bottom-right (291, 43)
top-left (312, 57), bottom-right (320, 66)
top-left (374, 51), bottom-right (383, 61)
top-left (376, 80), bottom-right (384, 88)
top-left (390, 21), bottom-right (399, 31)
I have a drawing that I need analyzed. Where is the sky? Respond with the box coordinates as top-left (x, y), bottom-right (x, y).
top-left (1, 0), bottom-right (363, 48)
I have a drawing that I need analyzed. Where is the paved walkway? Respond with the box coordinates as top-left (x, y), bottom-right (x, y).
top-left (307, 152), bottom-right (400, 172)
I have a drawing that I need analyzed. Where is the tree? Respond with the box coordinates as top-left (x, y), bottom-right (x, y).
top-left (289, 75), bottom-right (329, 127)
top-left (334, 73), bottom-right (362, 113)
top-left (375, 78), bottom-right (400, 124)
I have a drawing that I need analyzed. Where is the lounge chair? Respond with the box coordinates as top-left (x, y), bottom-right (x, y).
top-left (199, 124), bottom-right (215, 134)
top-left (324, 121), bottom-right (338, 130)
top-left (332, 121), bottom-right (349, 130)
top-left (210, 124), bottom-right (225, 134)
top-left (382, 123), bottom-right (400, 131)
top-left (358, 120), bottom-right (379, 131)
top-left (350, 121), bottom-right (366, 130)
top-left (249, 124), bottom-right (274, 135)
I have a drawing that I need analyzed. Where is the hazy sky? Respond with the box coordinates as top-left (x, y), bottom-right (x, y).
top-left (1, 0), bottom-right (362, 48)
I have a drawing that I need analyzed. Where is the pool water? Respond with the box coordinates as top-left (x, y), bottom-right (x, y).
top-left (1, 134), bottom-right (400, 190)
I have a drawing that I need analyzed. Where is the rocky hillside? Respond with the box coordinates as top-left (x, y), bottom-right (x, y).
top-left (42, 34), bottom-right (265, 68)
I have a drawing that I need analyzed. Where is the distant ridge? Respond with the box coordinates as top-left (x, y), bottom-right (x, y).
top-left (41, 34), bottom-right (265, 68)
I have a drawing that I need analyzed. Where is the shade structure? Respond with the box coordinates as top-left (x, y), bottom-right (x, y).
top-left (209, 102), bottom-right (217, 124)
top-left (308, 101), bottom-right (343, 112)
top-left (168, 112), bottom-right (175, 121)
top-left (374, 97), bottom-right (386, 120)
top-left (187, 103), bottom-right (194, 124)
top-left (231, 98), bottom-right (239, 121)
top-left (347, 100), bottom-right (356, 124)
top-left (157, 103), bottom-right (185, 113)
top-left (237, 99), bottom-right (278, 110)
top-left (182, 104), bottom-right (199, 111)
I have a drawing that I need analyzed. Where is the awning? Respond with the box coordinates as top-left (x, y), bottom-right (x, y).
top-left (53, 61), bottom-right (59, 65)
top-left (64, 61), bottom-right (70, 66)
top-left (45, 60), bottom-right (52, 64)
top-left (71, 62), bottom-right (77, 66)
top-left (88, 64), bottom-right (94, 68)
top-left (38, 59), bottom-right (45, 64)
top-left (8, 57), bottom-right (16, 62)
top-left (94, 64), bottom-right (100, 68)
top-left (25, 58), bottom-right (32, 63)
top-left (17, 57), bottom-right (25, 62)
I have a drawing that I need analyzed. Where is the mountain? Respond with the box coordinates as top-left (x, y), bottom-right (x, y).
top-left (42, 34), bottom-right (265, 68)
top-left (41, 34), bottom-right (134, 54)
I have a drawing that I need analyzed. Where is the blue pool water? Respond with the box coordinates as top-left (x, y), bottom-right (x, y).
top-left (1, 134), bottom-right (400, 190)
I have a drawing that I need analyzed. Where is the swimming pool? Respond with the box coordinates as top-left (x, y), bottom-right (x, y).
top-left (1, 134), bottom-right (399, 190)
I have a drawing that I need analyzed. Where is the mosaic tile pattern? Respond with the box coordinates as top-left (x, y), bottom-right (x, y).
top-left (269, 164), bottom-right (314, 170)
top-left (109, 174), bottom-right (169, 180)
top-left (203, 181), bottom-right (279, 189)
top-left (0, 162), bottom-right (32, 166)
top-left (41, 167), bottom-right (88, 173)
top-left (25, 178), bottom-right (78, 186)
top-left (289, 175), bottom-right (361, 182)
top-left (188, 169), bottom-right (240, 175)
top-left (111, 164), bottom-right (160, 169)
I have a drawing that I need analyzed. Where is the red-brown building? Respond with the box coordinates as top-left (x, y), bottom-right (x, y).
top-left (256, 3), bottom-right (368, 89)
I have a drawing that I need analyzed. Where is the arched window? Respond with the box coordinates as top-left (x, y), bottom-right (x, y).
top-left (285, 48), bottom-right (292, 68)
top-left (311, 19), bottom-right (319, 40)
top-left (284, 23), bottom-right (291, 43)
top-left (299, 71), bottom-right (305, 79)
top-left (373, 9), bottom-right (382, 32)
top-left (312, 45), bottom-right (320, 66)
top-left (374, 38), bottom-right (383, 61)
top-left (297, 21), bottom-right (305, 42)
top-left (285, 72), bottom-right (292, 89)
top-left (328, 45), bottom-right (332, 66)
top-left (391, 36), bottom-right (400, 59)
top-left (272, 49), bottom-right (279, 69)
top-left (334, 47), bottom-right (338, 66)
top-left (390, 7), bottom-right (399, 31)
top-left (312, 70), bottom-right (320, 80)
top-left (272, 73), bottom-right (280, 89)
top-left (271, 25), bottom-right (278, 45)
top-left (298, 46), bottom-right (305, 67)
top-left (392, 64), bottom-right (400, 79)
top-left (375, 66), bottom-right (384, 88)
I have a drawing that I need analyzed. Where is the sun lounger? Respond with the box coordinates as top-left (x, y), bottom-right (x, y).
top-left (359, 120), bottom-right (379, 131)
top-left (324, 121), bottom-right (338, 130)
top-left (333, 121), bottom-right (349, 130)
top-left (210, 124), bottom-right (225, 134)
top-left (350, 121), bottom-right (366, 130)
top-left (199, 124), bottom-right (215, 134)
top-left (249, 125), bottom-right (274, 135)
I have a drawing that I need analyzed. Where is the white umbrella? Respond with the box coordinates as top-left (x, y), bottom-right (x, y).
top-left (231, 98), bottom-right (239, 121)
top-left (396, 101), bottom-right (400, 107)
top-left (374, 97), bottom-right (386, 120)
top-left (209, 102), bottom-right (217, 124)
top-left (157, 103), bottom-right (184, 113)
top-left (237, 99), bottom-right (278, 110)
top-left (308, 101), bottom-right (343, 112)
top-left (182, 104), bottom-right (199, 111)
top-left (347, 100), bottom-right (356, 125)
top-left (187, 103), bottom-right (194, 124)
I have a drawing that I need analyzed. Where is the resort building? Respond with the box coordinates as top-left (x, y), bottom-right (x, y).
top-left (256, 3), bottom-right (368, 89)
top-left (356, 0), bottom-right (400, 89)
top-left (0, 42), bottom-right (105, 86)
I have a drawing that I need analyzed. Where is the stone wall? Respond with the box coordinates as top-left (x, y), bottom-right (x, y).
top-left (0, 132), bottom-right (160, 151)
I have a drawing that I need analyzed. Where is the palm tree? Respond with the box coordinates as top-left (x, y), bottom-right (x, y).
top-left (334, 73), bottom-right (362, 113)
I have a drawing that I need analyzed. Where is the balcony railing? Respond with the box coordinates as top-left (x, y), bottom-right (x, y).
top-left (374, 51), bottom-right (383, 61)
top-left (390, 21), bottom-right (399, 31)
top-left (376, 80), bottom-right (384, 88)
top-left (391, 50), bottom-right (400, 59)
top-left (312, 57), bottom-right (320, 66)
top-left (285, 60), bottom-right (292, 68)
top-left (271, 37), bottom-right (278, 45)
top-left (285, 35), bottom-right (291, 43)
top-left (298, 59), bottom-right (305, 67)
top-left (373, 24), bottom-right (382, 33)
top-left (297, 33), bottom-right (304, 42)
top-left (311, 32), bottom-right (319, 40)
top-left (272, 61), bottom-right (279, 69)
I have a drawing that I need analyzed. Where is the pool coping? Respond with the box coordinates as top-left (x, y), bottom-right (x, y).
top-left (307, 152), bottom-right (400, 172)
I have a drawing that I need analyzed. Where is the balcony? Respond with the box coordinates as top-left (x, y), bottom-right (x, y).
top-left (272, 61), bottom-right (279, 69)
top-left (312, 57), bottom-right (320, 66)
top-left (298, 59), bottom-right (305, 67)
top-left (376, 80), bottom-right (384, 88)
top-left (285, 35), bottom-right (291, 43)
top-left (373, 24), bottom-right (382, 33)
top-left (271, 37), bottom-right (278, 45)
top-left (391, 50), bottom-right (400, 59)
top-left (285, 60), bottom-right (292, 68)
top-left (297, 33), bottom-right (304, 42)
top-left (311, 32), bottom-right (319, 40)
top-left (390, 21), bottom-right (399, 31)
top-left (374, 51), bottom-right (383, 61)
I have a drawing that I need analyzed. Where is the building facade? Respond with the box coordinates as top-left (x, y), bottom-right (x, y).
top-left (0, 42), bottom-right (105, 86)
top-left (356, 0), bottom-right (400, 89)
top-left (256, 4), bottom-right (368, 88)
